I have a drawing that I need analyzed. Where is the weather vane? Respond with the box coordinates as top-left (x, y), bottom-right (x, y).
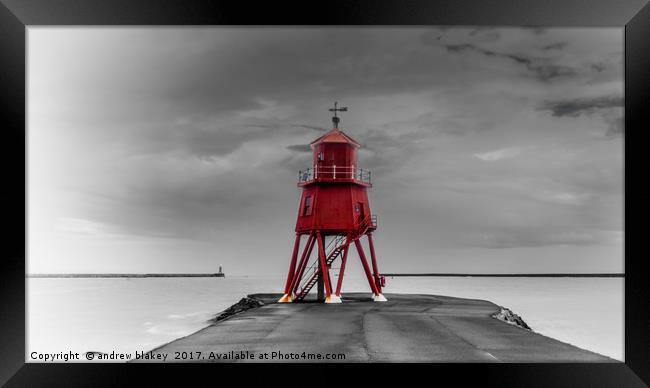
top-left (329, 101), bottom-right (348, 128)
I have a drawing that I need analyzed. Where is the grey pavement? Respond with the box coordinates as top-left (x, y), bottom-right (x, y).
top-left (136, 293), bottom-right (616, 362)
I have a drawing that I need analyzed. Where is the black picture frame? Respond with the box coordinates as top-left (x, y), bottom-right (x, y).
top-left (1, 0), bottom-right (648, 386)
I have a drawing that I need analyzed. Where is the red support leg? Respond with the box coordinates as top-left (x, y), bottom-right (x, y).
top-left (367, 233), bottom-right (382, 293)
top-left (283, 234), bottom-right (301, 294)
top-left (334, 242), bottom-right (350, 297)
top-left (325, 238), bottom-right (333, 294)
top-left (279, 234), bottom-right (301, 302)
top-left (327, 273), bottom-right (333, 297)
top-left (317, 232), bottom-right (336, 303)
top-left (290, 234), bottom-right (315, 297)
top-left (354, 239), bottom-right (385, 301)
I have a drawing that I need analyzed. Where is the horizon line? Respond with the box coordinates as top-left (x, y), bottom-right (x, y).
top-left (382, 273), bottom-right (624, 278)
top-left (25, 272), bottom-right (624, 278)
top-left (26, 273), bottom-right (225, 278)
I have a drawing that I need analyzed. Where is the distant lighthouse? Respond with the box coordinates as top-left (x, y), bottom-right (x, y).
top-left (279, 103), bottom-right (386, 303)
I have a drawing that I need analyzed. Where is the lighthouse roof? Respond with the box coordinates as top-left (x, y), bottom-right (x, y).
top-left (310, 128), bottom-right (361, 148)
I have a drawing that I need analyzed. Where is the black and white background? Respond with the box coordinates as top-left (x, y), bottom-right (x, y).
top-left (29, 27), bottom-right (623, 276)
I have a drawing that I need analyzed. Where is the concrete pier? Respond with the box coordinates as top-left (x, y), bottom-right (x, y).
top-left (139, 293), bottom-right (615, 362)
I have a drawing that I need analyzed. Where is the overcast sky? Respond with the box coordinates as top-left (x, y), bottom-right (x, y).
top-left (28, 27), bottom-right (623, 276)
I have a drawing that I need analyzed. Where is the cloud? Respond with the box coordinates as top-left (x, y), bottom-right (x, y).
top-left (473, 147), bottom-right (522, 161)
top-left (531, 190), bottom-right (596, 206)
top-left (590, 62), bottom-right (606, 72)
top-left (541, 42), bottom-right (568, 51)
top-left (603, 115), bottom-right (624, 138)
top-left (539, 95), bottom-right (624, 138)
top-left (467, 28), bottom-right (501, 42)
top-left (539, 95), bottom-right (623, 117)
top-left (444, 43), bottom-right (577, 83)
top-left (286, 144), bottom-right (312, 153)
top-left (292, 124), bottom-right (328, 132)
top-left (175, 126), bottom-right (263, 158)
top-left (468, 229), bottom-right (610, 249)
top-left (56, 217), bottom-right (110, 236)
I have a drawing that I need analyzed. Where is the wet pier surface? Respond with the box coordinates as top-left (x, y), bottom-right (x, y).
top-left (138, 293), bottom-right (615, 362)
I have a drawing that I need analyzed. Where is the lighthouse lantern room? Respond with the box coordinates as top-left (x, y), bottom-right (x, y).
top-left (279, 103), bottom-right (387, 303)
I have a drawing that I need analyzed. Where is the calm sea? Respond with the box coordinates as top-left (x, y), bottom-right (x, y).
top-left (26, 275), bottom-right (623, 361)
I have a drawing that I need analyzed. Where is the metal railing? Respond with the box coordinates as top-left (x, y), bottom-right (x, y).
top-left (370, 214), bottom-right (378, 229)
top-left (298, 165), bottom-right (371, 184)
top-left (297, 235), bottom-right (347, 295)
top-left (357, 214), bottom-right (378, 234)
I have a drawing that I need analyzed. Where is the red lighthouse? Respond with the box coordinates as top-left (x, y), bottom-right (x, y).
top-left (279, 103), bottom-right (387, 303)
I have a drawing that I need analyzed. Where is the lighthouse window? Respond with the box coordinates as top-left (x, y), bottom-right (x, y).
top-left (317, 152), bottom-right (324, 162)
top-left (302, 195), bottom-right (313, 216)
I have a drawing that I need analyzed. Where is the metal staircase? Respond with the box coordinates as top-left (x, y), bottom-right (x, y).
top-left (294, 215), bottom-right (376, 300)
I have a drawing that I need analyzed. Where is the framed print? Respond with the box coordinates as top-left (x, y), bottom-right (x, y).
top-left (1, 0), bottom-right (649, 386)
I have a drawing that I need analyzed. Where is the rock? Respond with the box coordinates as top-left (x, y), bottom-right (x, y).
top-left (492, 307), bottom-right (532, 330)
top-left (209, 297), bottom-right (265, 324)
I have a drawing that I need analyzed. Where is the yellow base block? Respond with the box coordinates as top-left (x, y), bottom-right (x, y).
top-left (277, 294), bottom-right (293, 303)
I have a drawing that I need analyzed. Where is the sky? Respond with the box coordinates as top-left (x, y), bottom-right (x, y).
top-left (27, 27), bottom-right (623, 276)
